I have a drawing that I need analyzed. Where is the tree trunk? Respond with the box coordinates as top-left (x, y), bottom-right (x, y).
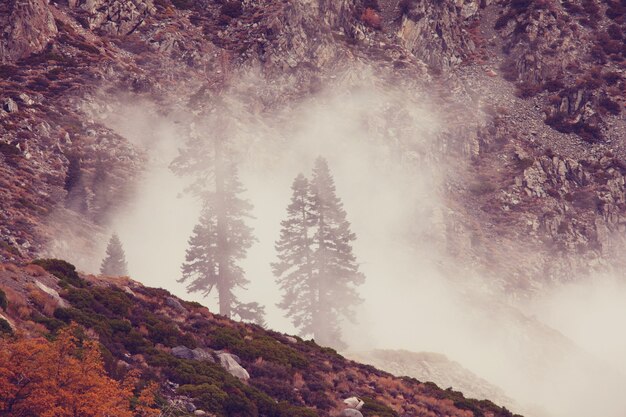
top-left (214, 130), bottom-right (231, 317)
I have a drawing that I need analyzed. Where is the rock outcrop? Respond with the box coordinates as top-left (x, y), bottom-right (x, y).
top-left (0, 0), bottom-right (58, 63)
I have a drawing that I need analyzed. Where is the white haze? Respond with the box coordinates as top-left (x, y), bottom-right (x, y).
top-left (52, 71), bottom-right (626, 417)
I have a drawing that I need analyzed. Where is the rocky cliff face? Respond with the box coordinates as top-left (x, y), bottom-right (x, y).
top-left (0, 0), bottom-right (58, 63)
top-left (1, 0), bottom-right (625, 294)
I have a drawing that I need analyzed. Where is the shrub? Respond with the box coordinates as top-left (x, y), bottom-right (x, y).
top-left (494, 12), bottom-right (512, 29)
top-left (360, 397), bottom-right (398, 417)
top-left (606, 4), bottom-right (625, 20)
top-left (0, 65), bottom-right (19, 79)
top-left (500, 60), bottom-right (518, 81)
top-left (361, 8), bottom-right (382, 29)
top-left (178, 383), bottom-right (228, 414)
top-left (543, 78), bottom-right (564, 92)
top-left (516, 81), bottom-right (541, 98)
top-left (399, 0), bottom-right (418, 15)
top-left (32, 259), bottom-right (86, 288)
top-left (31, 312), bottom-right (66, 333)
top-left (209, 327), bottom-right (244, 350)
top-left (599, 96), bottom-right (621, 115)
top-left (0, 318), bottom-right (12, 335)
top-left (582, 0), bottom-right (600, 16)
top-left (250, 377), bottom-right (298, 403)
top-left (0, 325), bottom-right (157, 416)
top-left (301, 389), bottom-right (334, 410)
top-left (590, 45), bottom-right (607, 63)
top-left (0, 289), bottom-right (7, 311)
top-left (362, 0), bottom-right (381, 11)
top-left (545, 113), bottom-right (603, 142)
top-left (603, 71), bottom-right (622, 85)
top-left (171, 0), bottom-right (194, 9)
top-left (607, 24), bottom-right (623, 40)
top-left (221, 1), bottom-right (243, 18)
top-left (468, 177), bottom-right (496, 195)
top-left (0, 142), bottom-right (20, 157)
top-left (602, 39), bottom-right (622, 55)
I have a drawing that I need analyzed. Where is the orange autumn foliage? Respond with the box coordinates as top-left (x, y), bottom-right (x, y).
top-left (0, 324), bottom-right (159, 417)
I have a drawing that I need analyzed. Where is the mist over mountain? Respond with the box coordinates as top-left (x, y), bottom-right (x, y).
top-left (1, 0), bottom-right (626, 416)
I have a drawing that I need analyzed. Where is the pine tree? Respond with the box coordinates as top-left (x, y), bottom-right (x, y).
top-left (273, 174), bottom-right (317, 334)
top-left (100, 233), bottom-right (128, 276)
top-left (175, 119), bottom-right (264, 324)
top-left (273, 157), bottom-right (364, 348)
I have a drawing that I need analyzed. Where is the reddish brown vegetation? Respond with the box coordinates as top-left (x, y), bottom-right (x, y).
top-left (0, 324), bottom-right (159, 417)
top-left (361, 8), bottom-right (382, 30)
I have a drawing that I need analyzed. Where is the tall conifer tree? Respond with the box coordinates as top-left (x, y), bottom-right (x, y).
top-left (172, 113), bottom-right (264, 324)
top-left (273, 174), bottom-right (317, 334)
top-left (273, 157), bottom-right (364, 348)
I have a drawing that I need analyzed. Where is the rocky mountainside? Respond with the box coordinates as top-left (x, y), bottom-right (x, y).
top-left (1, 0), bottom-right (625, 415)
top-left (0, 260), bottom-right (521, 417)
top-left (1, 0), bottom-right (625, 295)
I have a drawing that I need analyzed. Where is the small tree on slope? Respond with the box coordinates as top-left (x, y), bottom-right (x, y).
top-left (273, 157), bottom-right (364, 348)
top-left (100, 233), bottom-right (128, 276)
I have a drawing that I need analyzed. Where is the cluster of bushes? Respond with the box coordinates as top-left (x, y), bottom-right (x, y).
top-left (544, 112), bottom-right (603, 142)
top-left (146, 350), bottom-right (316, 416)
top-left (208, 327), bottom-right (308, 368)
top-left (360, 397), bottom-right (399, 417)
top-left (19, 259), bottom-right (518, 417)
top-left (421, 383), bottom-right (520, 417)
top-left (32, 259), bottom-right (86, 288)
top-left (25, 260), bottom-right (322, 416)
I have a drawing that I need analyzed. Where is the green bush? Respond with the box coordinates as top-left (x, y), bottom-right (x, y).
top-left (361, 397), bottom-right (398, 417)
top-left (178, 383), bottom-right (228, 413)
top-left (32, 312), bottom-right (66, 333)
top-left (21, 276), bottom-right (325, 417)
top-left (208, 328), bottom-right (308, 368)
top-left (32, 259), bottom-right (86, 287)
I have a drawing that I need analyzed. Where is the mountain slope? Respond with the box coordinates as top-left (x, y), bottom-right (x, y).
top-left (0, 260), bottom-right (521, 417)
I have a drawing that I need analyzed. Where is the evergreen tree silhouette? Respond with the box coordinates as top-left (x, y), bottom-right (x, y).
top-left (273, 157), bottom-right (364, 348)
top-left (100, 233), bottom-right (128, 276)
top-left (173, 111), bottom-right (264, 325)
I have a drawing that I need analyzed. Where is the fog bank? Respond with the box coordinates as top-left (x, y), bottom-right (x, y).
top-left (50, 71), bottom-right (626, 417)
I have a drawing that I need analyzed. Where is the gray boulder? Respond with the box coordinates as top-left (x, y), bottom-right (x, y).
top-left (215, 350), bottom-right (242, 364)
top-left (166, 296), bottom-right (188, 314)
top-left (192, 348), bottom-right (215, 362)
top-left (172, 346), bottom-right (216, 362)
top-left (217, 352), bottom-right (250, 380)
top-left (339, 410), bottom-right (363, 417)
top-left (171, 346), bottom-right (194, 360)
top-left (3, 98), bottom-right (18, 113)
